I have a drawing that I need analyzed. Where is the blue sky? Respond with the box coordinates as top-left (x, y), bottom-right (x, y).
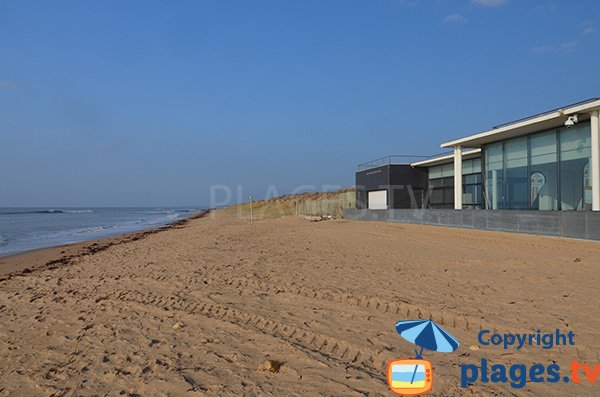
top-left (0, 0), bottom-right (599, 206)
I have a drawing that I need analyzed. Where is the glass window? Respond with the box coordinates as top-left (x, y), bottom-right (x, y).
top-left (560, 122), bottom-right (592, 210)
top-left (463, 184), bottom-right (482, 206)
top-left (429, 166), bottom-right (442, 180)
top-left (473, 158), bottom-right (482, 174)
top-left (441, 163), bottom-right (454, 178)
top-left (429, 178), bottom-right (443, 188)
top-left (463, 158), bottom-right (482, 175)
top-left (530, 131), bottom-right (558, 210)
top-left (463, 159), bottom-right (473, 174)
top-left (504, 137), bottom-right (528, 209)
top-left (484, 142), bottom-right (503, 209)
top-left (430, 188), bottom-right (443, 204)
top-left (428, 176), bottom-right (454, 208)
top-left (443, 186), bottom-right (454, 203)
top-left (463, 174), bottom-right (481, 185)
top-left (462, 171), bottom-right (482, 208)
top-left (441, 176), bottom-right (454, 187)
top-left (482, 121), bottom-right (592, 212)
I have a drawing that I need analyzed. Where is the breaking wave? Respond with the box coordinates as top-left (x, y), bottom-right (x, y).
top-left (1, 209), bottom-right (94, 215)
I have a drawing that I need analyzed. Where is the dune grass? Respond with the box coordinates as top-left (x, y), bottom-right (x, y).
top-left (224, 188), bottom-right (355, 220)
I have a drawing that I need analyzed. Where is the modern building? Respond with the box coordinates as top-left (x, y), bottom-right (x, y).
top-left (355, 157), bottom-right (429, 210)
top-left (356, 98), bottom-right (600, 212)
top-left (411, 149), bottom-right (482, 209)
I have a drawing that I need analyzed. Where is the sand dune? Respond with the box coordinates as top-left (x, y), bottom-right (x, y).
top-left (1, 211), bottom-right (599, 396)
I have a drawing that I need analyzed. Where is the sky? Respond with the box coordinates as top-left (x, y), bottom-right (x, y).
top-left (0, 0), bottom-right (599, 207)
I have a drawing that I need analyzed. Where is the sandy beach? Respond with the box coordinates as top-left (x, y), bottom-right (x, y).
top-left (1, 211), bottom-right (599, 396)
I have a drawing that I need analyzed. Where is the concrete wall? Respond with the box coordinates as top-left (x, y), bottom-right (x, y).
top-left (343, 208), bottom-right (600, 240)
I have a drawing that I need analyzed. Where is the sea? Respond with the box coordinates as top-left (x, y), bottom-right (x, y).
top-left (0, 207), bottom-right (202, 257)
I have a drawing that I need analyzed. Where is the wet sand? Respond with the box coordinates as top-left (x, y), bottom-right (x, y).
top-left (0, 211), bottom-right (599, 396)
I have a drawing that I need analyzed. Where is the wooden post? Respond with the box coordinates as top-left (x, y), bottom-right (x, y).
top-left (249, 195), bottom-right (253, 223)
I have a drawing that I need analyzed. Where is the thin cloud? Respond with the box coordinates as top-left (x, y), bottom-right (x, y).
top-left (14, 133), bottom-right (25, 141)
top-left (443, 13), bottom-right (468, 24)
top-left (582, 26), bottom-right (596, 36)
top-left (530, 41), bottom-right (578, 54)
top-left (529, 3), bottom-right (558, 14)
top-left (471, 0), bottom-right (507, 7)
top-left (0, 81), bottom-right (17, 89)
top-left (391, 0), bottom-right (420, 7)
top-left (579, 20), bottom-right (597, 37)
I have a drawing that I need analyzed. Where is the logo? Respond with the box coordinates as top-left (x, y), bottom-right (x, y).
top-left (387, 359), bottom-right (433, 396)
top-left (387, 320), bottom-right (460, 396)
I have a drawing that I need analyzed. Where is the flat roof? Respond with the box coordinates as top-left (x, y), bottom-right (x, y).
top-left (440, 98), bottom-right (600, 149)
top-left (410, 148), bottom-right (481, 167)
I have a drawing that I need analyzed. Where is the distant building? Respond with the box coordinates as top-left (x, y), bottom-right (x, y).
top-left (356, 98), bottom-right (600, 212)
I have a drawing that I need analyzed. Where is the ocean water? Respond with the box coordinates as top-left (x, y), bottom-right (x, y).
top-left (0, 208), bottom-right (201, 257)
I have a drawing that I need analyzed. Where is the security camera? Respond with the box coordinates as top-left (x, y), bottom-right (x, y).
top-left (565, 115), bottom-right (578, 128)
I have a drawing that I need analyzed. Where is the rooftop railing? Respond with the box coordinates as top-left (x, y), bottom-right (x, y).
top-left (356, 154), bottom-right (452, 172)
top-left (492, 97), bottom-right (600, 130)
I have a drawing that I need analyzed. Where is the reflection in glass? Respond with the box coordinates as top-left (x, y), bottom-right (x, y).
top-left (560, 122), bottom-right (592, 210)
top-left (504, 137), bottom-right (528, 209)
top-left (484, 142), bottom-right (503, 209)
top-left (530, 131), bottom-right (558, 210)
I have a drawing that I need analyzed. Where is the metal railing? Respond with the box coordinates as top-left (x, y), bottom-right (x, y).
top-left (356, 153), bottom-right (454, 172)
top-left (356, 155), bottom-right (427, 172)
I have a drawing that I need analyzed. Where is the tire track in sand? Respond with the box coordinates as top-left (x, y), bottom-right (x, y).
top-left (107, 288), bottom-right (505, 397)
top-left (145, 271), bottom-right (487, 334)
top-left (111, 289), bottom-right (392, 379)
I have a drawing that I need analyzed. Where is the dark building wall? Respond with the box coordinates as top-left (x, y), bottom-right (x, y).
top-left (355, 165), bottom-right (429, 209)
top-left (389, 165), bottom-right (429, 209)
top-left (355, 165), bottom-right (390, 209)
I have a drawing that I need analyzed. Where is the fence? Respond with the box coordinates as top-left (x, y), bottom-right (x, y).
top-left (296, 191), bottom-right (355, 217)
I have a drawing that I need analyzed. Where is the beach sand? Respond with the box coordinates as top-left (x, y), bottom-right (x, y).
top-left (0, 211), bottom-right (599, 396)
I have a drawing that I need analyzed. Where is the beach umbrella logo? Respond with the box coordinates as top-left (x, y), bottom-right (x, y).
top-left (387, 320), bottom-right (460, 396)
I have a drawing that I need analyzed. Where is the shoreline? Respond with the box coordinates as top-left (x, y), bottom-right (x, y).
top-left (0, 210), bottom-right (210, 278)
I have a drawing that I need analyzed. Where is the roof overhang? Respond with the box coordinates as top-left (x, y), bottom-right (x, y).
top-left (411, 148), bottom-right (481, 167)
top-left (440, 98), bottom-right (600, 149)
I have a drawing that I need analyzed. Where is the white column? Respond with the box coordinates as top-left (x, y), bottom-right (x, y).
top-left (592, 110), bottom-right (600, 211)
top-left (454, 145), bottom-right (463, 210)
top-left (492, 170), bottom-right (498, 210)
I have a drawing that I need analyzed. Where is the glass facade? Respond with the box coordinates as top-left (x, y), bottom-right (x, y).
top-left (484, 142), bottom-right (503, 209)
top-left (428, 158), bottom-right (482, 209)
top-left (504, 137), bottom-right (528, 209)
top-left (483, 121), bottom-right (592, 211)
top-left (462, 158), bottom-right (482, 209)
top-left (428, 163), bottom-right (454, 209)
top-left (530, 131), bottom-right (558, 210)
top-left (560, 123), bottom-right (592, 210)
